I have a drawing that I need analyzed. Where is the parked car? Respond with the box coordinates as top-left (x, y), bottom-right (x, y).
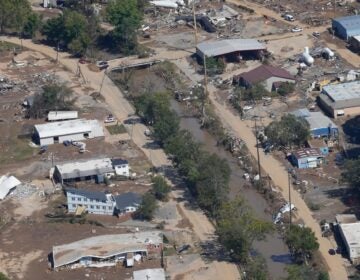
top-left (291, 27), bottom-right (303, 32)
top-left (312, 31), bottom-right (320, 37)
top-left (96, 60), bottom-right (109, 70)
top-left (104, 114), bottom-right (116, 123)
top-left (284, 14), bottom-right (295, 21)
top-left (243, 105), bottom-right (253, 111)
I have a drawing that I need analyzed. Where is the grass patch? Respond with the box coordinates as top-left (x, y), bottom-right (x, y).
top-left (106, 124), bottom-right (127, 135)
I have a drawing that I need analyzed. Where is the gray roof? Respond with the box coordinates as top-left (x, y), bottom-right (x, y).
top-left (333, 15), bottom-right (360, 32)
top-left (111, 158), bottom-right (128, 166)
top-left (52, 231), bottom-right (163, 268)
top-left (197, 39), bottom-right (265, 57)
top-left (55, 158), bottom-right (114, 180)
top-left (323, 81), bottom-right (360, 102)
top-left (319, 92), bottom-right (360, 110)
top-left (65, 187), bottom-right (108, 201)
top-left (292, 148), bottom-right (323, 160)
top-left (291, 109), bottom-right (338, 131)
top-left (115, 192), bottom-right (142, 210)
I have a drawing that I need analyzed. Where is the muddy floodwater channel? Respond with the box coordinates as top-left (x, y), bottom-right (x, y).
top-left (171, 100), bottom-right (291, 279)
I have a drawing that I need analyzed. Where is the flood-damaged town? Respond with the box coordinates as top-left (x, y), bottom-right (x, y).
top-left (0, 0), bottom-right (360, 279)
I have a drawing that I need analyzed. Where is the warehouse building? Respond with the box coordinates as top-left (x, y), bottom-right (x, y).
top-left (52, 231), bottom-right (163, 270)
top-left (234, 64), bottom-right (295, 92)
top-left (196, 39), bottom-right (266, 62)
top-left (318, 81), bottom-right (360, 118)
top-left (53, 158), bottom-right (130, 184)
top-left (291, 108), bottom-right (338, 137)
top-left (34, 119), bottom-right (104, 146)
top-left (332, 15), bottom-right (360, 40)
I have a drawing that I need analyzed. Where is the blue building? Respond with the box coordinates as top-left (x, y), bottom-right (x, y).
top-left (332, 15), bottom-right (360, 40)
top-left (291, 148), bottom-right (324, 169)
top-left (291, 109), bottom-right (338, 138)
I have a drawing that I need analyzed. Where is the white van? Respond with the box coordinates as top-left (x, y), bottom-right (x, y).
top-left (284, 14), bottom-right (294, 21)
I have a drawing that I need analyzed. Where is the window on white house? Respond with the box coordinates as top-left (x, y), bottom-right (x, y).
top-left (90, 205), bottom-right (94, 209)
top-left (102, 206), bottom-right (106, 210)
top-left (72, 197), bottom-right (75, 201)
top-left (77, 197), bottom-right (81, 201)
top-left (96, 206), bottom-right (100, 209)
top-left (108, 206), bottom-right (112, 210)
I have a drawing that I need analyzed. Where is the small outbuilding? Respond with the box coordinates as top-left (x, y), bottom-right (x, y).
top-left (233, 64), bottom-right (295, 92)
top-left (196, 39), bottom-right (266, 62)
top-left (34, 119), bottom-right (104, 146)
top-left (47, 111), bottom-right (78, 122)
top-left (332, 15), bottom-right (360, 40)
top-left (291, 148), bottom-right (324, 169)
top-left (114, 192), bottom-right (142, 216)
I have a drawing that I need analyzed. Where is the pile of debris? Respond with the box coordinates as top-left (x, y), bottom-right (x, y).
top-left (10, 183), bottom-right (38, 200)
top-left (0, 75), bottom-right (15, 92)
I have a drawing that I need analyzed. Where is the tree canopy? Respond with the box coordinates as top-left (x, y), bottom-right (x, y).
top-left (152, 175), bottom-right (171, 201)
top-left (342, 159), bottom-right (360, 189)
top-left (22, 13), bottom-right (42, 39)
top-left (27, 83), bottom-right (75, 119)
top-left (283, 265), bottom-right (328, 280)
top-left (216, 197), bottom-right (274, 262)
top-left (265, 114), bottom-right (310, 148)
top-left (285, 225), bottom-right (319, 263)
top-left (42, 10), bottom-right (92, 56)
top-left (106, 0), bottom-right (142, 54)
top-left (136, 192), bottom-right (158, 220)
top-left (205, 57), bottom-right (225, 76)
top-left (0, 0), bottom-right (31, 34)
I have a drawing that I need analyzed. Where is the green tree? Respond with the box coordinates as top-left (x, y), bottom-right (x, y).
top-left (152, 175), bottom-right (171, 201)
top-left (318, 271), bottom-right (330, 280)
top-left (27, 83), bottom-right (75, 119)
top-left (265, 114), bottom-right (310, 148)
top-left (244, 256), bottom-right (268, 280)
top-left (277, 82), bottom-right (295, 96)
top-left (136, 192), bottom-right (158, 220)
top-left (284, 265), bottom-right (318, 280)
top-left (106, 0), bottom-right (142, 54)
top-left (42, 11), bottom-right (91, 56)
top-left (342, 159), bottom-right (360, 189)
top-left (216, 197), bottom-right (274, 262)
top-left (0, 0), bottom-right (31, 34)
top-left (22, 13), bottom-right (42, 39)
top-left (0, 272), bottom-right (9, 280)
top-left (196, 153), bottom-right (231, 216)
top-left (242, 83), bottom-right (268, 101)
top-left (205, 57), bottom-right (225, 76)
top-left (285, 225), bottom-right (319, 264)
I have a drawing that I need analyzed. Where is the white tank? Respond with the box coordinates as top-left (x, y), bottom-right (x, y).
top-left (301, 47), bottom-right (314, 66)
top-left (323, 47), bottom-right (334, 58)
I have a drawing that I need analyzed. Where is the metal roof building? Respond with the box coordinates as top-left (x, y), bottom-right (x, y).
top-left (54, 158), bottom-right (114, 184)
top-left (47, 111), bottom-right (78, 122)
top-left (34, 119), bottom-right (104, 145)
top-left (291, 109), bottom-right (338, 137)
top-left (332, 15), bottom-right (360, 40)
top-left (133, 268), bottom-right (166, 280)
top-left (291, 148), bottom-right (324, 169)
top-left (318, 80), bottom-right (360, 118)
top-left (52, 231), bottom-right (163, 269)
top-left (338, 220), bottom-right (360, 263)
top-left (196, 39), bottom-right (266, 60)
top-left (0, 175), bottom-right (21, 200)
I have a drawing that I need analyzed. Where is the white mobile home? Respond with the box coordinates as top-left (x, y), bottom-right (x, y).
top-left (47, 111), bottom-right (78, 122)
top-left (34, 119), bottom-right (104, 146)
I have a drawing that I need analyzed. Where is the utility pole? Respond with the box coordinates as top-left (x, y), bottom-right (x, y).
top-left (254, 117), bottom-right (262, 180)
top-left (288, 168), bottom-right (293, 229)
top-left (201, 54), bottom-right (208, 122)
top-left (192, 0), bottom-right (198, 47)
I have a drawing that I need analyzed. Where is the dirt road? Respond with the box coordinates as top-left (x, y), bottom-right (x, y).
top-left (0, 36), bottom-right (241, 280)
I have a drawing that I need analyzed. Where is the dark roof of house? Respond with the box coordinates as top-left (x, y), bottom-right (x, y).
top-left (65, 187), bottom-right (108, 201)
top-left (111, 158), bottom-right (128, 166)
top-left (235, 65), bottom-right (295, 84)
top-left (115, 192), bottom-right (142, 210)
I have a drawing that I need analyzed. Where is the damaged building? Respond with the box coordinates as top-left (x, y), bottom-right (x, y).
top-left (196, 39), bottom-right (266, 62)
top-left (51, 231), bottom-right (163, 270)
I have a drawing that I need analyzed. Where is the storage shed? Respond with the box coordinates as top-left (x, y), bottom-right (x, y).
top-left (332, 15), bottom-right (360, 40)
top-left (291, 108), bottom-right (338, 137)
top-left (291, 148), bottom-right (324, 169)
top-left (47, 111), bottom-right (78, 122)
top-left (34, 119), bottom-right (104, 145)
top-left (196, 39), bottom-right (266, 62)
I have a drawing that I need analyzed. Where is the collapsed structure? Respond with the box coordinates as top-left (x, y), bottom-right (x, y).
top-left (0, 175), bottom-right (21, 200)
top-left (34, 119), bottom-right (104, 146)
top-left (52, 231), bottom-right (163, 270)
